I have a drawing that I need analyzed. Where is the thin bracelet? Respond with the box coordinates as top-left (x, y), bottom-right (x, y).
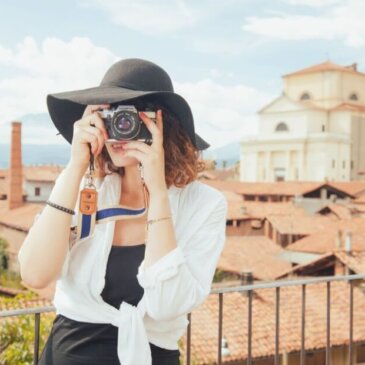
top-left (45, 200), bottom-right (75, 215)
top-left (147, 216), bottom-right (172, 226)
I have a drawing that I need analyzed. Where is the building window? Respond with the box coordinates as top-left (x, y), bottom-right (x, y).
top-left (351, 160), bottom-right (354, 169)
top-left (343, 160), bottom-right (346, 169)
top-left (300, 92), bottom-right (311, 101)
top-left (275, 122), bottom-right (289, 132)
top-left (349, 93), bottom-right (358, 101)
top-left (332, 159), bottom-right (335, 168)
top-left (322, 125), bottom-right (325, 132)
top-left (35, 187), bottom-right (40, 196)
top-left (274, 168), bottom-right (285, 181)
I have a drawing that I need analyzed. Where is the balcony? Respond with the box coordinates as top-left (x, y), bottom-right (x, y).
top-left (1, 273), bottom-right (365, 365)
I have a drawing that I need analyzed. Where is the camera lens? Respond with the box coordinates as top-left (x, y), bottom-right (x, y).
top-left (117, 116), bottom-right (132, 130)
top-left (111, 111), bottom-right (140, 139)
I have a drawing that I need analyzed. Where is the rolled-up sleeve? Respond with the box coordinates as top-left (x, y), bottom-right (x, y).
top-left (136, 194), bottom-right (228, 321)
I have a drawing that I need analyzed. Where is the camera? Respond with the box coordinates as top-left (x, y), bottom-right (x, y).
top-left (99, 105), bottom-right (156, 144)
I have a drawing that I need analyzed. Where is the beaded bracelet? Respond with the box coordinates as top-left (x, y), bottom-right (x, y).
top-left (45, 200), bottom-right (75, 215)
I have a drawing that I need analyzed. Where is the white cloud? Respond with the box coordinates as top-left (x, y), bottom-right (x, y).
top-left (284, 0), bottom-right (342, 7)
top-left (78, 0), bottom-right (236, 35)
top-left (175, 79), bottom-right (273, 148)
top-left (0, 35), bottom-right (272, 149)
top-left (0, 36), bottom-right (118, 143)
top-left (242, 0), bottom-right (365, 47)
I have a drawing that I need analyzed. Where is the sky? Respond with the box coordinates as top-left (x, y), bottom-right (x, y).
top-left (0, 0), bottom-right (365, 149)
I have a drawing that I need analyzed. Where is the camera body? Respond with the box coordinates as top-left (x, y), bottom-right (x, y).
top-left (99, 105), bottom-right (156, 144)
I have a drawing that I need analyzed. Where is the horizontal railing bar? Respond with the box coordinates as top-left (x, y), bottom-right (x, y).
top-left (2, 274), bottom-right (364, 317)
top-left (211, 273), bottom-right (365, 294)
top-left (0, 306), bottom-right (55, 317)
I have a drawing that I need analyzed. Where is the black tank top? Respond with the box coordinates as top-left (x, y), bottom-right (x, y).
top-left (38, 244), bottom-right (181, 365)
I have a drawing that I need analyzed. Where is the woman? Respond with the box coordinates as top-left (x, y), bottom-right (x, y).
top-left (18, 58), bottom-right (227, 365)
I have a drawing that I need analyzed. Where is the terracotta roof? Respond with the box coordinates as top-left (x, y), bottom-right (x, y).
top-left (266, 214), bottom-right (336, 235)
top-left (329, 181), bottom-right (365, 197)
top-left (218, 236), bottom-right (292, 280)
top-left (277, 250), bottom-right (365, 278)
top-left (276, 252), bottom-right (335, 278)
top-left (287, 217), bottom-right (365, 254)
top-left (221, 190), bottom-right (243, 203)
top-left (283, 61), bottom-right (364, 78)
top-left (183, 280), bottom-right (365, 363)
top-left (0, 285), bottom-right (26, 297)
top-left (198, 169), bottom-right (236, 181)
top-left (353, 195), bottom-right (365, 204)
top-left (228, 200), bottom-right (306, 220)
top-left (202, 179), bottom-right (322, 197)
top-left (0, 296), bottom-right (52, 312)
top-left (316, 203), bottom-right (353, 220)
top-left (331, 102), bottom-right (365, 113)
top-left (0, 294), bottom-right (54, 325)
top-left (0, 165), bottom-right (64, 183)
top-left (335, 251), bottom-right (365, 274)
top-left (0, 203), bottom-right (44, 234)
top-left (0, 177), bottom-right (27, 197)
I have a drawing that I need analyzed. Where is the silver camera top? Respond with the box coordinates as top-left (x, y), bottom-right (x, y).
top-left (99, 104), bottom-right (156, 119)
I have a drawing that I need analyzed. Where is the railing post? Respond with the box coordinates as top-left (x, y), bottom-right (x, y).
top-left (326, 281), bottom-right (331, 365)
top-left (218, 292), bottom-right (223, 365)
top-left (349, 281), bottom-right (354, 365)
top-left (300, 284), bottom-right (306, 365)
top-left (275, 287), bottom-right (280, 365)
top-left (33, 312), bottom-right (40, 365)
top-left (247, 289), bottom-right (252, 365)
top-left (186, 312), bottom-right (191, 365)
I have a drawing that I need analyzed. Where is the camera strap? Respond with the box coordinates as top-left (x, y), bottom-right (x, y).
top-left (76, 151), bottom-right (149, 241)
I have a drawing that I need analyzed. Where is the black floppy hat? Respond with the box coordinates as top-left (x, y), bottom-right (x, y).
top-left (46, 58), bottom-right (210, 150)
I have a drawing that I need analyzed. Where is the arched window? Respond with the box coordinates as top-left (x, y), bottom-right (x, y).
top-left (275, 122), bottom-right (289, 132)
top-left (349, 93), bottom-right (358, 101)
top-left (300, 92), bottom-right (311, 101)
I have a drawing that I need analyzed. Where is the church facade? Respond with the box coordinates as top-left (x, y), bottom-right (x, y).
top-left (240, 61), bottom-right (365, 182)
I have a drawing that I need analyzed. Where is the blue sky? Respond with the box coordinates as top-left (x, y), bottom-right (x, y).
top-left (0, 0), bottom-right (364, 149)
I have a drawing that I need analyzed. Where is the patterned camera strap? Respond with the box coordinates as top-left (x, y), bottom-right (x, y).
top-left (76, 203), bottom-right (148, 240)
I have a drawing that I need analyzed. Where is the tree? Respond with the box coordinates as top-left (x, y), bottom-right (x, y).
top-left (0, 291), bottom-right (56, 365)
top-left (0, 238), bottom-right (9, 271)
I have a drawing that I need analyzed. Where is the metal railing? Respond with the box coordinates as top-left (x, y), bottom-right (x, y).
top-left (1, 273), bottom-right (364, 365)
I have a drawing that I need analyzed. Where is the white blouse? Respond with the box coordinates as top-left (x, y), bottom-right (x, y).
top-left (19, 169), bottom-right (228, 365)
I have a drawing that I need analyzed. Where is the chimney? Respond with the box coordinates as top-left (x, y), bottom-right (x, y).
top-left (344, 231), bottom-right (352, 254)
top-left (329, 194), bottom-right (337, 203)
top-left (335, 229), bottom-right (343, 249)
top-left (240, 270), bottom-right (254, 297)
top-left (8, 121), bottom-right (23, 210)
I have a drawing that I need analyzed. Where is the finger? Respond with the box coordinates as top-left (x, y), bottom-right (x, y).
top-left (84, 113), bottom-right (109, 140)
top-left (123, 149), bottom-right (145, 163)
top-left (83, 125), bottom-right (105, 156)
top-left (156, 109), bottom-right (163, 135)
top-left (78, 130), bottom-right (99, 155)
top-left (123, 140), bottom-right (151, 154)
top-left (139, 111), bottom-right (162, 145)
top-left (83, 104), bottom-right (110, 118)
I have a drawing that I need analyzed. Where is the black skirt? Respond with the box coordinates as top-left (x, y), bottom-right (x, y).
top-left (38, 243), bottom-right (181, 365)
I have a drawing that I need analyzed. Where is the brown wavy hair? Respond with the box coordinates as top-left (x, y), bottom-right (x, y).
top-left (94, 96), bottom-right (205, 188)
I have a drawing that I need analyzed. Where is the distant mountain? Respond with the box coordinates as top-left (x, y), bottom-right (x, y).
top-left (0, 144), bottom-right (70, 168)
top-left (202, 141), bottom-right (240, 169)
top-left (0, 112), bottom-right (241, 168)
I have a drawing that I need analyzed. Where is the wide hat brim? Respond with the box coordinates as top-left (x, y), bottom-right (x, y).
top-left (46, 85), bottom-right (210, 150)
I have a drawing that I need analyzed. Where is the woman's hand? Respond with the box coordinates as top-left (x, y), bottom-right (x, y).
top-left (69, 104), bottom-right (110, 172)
top-left (122, 109), bottom-right (166, 194)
